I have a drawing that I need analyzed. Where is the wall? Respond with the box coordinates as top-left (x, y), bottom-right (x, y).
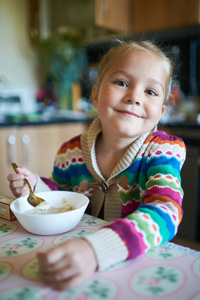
top-left (0, 0), bottom-right (39, 113)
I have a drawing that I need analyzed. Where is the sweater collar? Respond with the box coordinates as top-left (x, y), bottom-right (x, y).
top-left (86, 118), bottom-right (157, 180)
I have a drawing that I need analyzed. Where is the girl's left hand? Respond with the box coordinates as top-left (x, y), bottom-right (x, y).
top-left (37, 239), bottom-right (98, 290)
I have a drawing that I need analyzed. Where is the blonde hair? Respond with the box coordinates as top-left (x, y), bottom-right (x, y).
top-left (96, 40), bottom-right (173, 103)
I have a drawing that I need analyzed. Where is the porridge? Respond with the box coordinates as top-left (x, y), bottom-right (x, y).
top-left (25, 198), bottom-right (75, 215)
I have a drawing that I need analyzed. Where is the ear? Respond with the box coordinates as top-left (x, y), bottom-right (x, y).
top-left (160, 105), bottom-right (166, 118)
top-left (92, 85), bottom-right (99, 108)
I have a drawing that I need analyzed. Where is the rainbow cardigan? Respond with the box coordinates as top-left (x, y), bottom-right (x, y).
top-left (39, 118), bottom-right (186, 270)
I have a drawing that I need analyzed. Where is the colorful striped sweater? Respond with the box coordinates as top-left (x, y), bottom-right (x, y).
top-left (36, 118), bottom-right (186, 270)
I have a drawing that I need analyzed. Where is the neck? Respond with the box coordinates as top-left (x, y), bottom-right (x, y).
top-left (95, 132), bottom-right (137, 180)
top-left (97, 129), bottom-right (138, 156)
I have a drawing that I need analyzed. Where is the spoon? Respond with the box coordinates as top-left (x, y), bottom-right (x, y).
top-left (11, 163), bottom-right (49, 208)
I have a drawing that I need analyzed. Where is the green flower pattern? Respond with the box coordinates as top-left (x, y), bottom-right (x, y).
top-left (131, 265), bottom-right (185, 297)
top-left (148, 266), bottom-right (177, 295)
top-left (58, 279), bottom-right (117, 300)
top-left (0, 287), bottom-right (43, 300)
top-left (79, 214), bottom-right (107, 226)
top-left (0, 262), bottom-right (12, 281)
top-left (0, 223), bottom-right (17, 237)
top-left (22, 259), bottom-right (41, 280)
top-left (54, 229), bottom-right (94, 246)
top-left (0, 237), bottom-right (43, 257)
top-left (146, 244), bottom-right (185, 260)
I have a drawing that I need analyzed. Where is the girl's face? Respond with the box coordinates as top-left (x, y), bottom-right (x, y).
top-left (92, 50), bottom-right (167, 141)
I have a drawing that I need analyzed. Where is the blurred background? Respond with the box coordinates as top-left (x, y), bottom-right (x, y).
top-left (1, 0), bottom-right (200, 117)
top-left (1, 0), bottom-right (200, 116)
top-left (0, 0), bottom-right (200, 245)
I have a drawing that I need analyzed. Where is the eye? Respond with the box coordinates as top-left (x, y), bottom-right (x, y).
top-left (145, 89), bottom-right (158, 96)
top-left (114, 80), bottom-right (128, 87)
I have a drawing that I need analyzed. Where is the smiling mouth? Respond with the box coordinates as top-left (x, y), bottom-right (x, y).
top-left (115, 109), bottom-right (142, 118)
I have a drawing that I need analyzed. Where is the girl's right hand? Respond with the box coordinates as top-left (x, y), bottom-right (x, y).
top-left (7, 167), bottom-right (37, 198)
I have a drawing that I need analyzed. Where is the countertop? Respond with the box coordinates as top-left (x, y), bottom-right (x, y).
top-left (159, 122), bottom-right (200, 130)
top-left (1, 111), bottom-right (200, 145)
top-left (0, 110), bottom-right (93, 127)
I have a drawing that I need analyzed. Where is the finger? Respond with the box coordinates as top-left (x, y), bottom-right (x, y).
top-left (19, 168), bottom-right (36, 189)
top-left (11, 186), bottom-right (28, 197)
top-left (37, 253), bottom-right (69, 272)
top-left (37, 243), bottom-right (70, 266)
top-left (9, 177), bottom-right (26, 190)
top-left (20, 167), bottom-right (32, 176)
top-left (37, 250), bottom-right (63, 266)
top-left (49, 274), bottom-right (90, 290)
top-left (40, 265), bottom-right (78, 284)
top-left (14, 188), bottom-right (29, 197)
top-left (9, 167), bottom-right (31, 180)
top-left (7, 173), bottom-right (25, 182)
top-left (9, 180), bottom-right (28, 197)
top-left (49, 273), bottom-right (91, 291)
top-left (12, 166), bottom-right (28, 174)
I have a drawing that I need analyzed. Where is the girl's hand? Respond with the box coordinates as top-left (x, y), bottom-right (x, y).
top-left (37, 238), bottom-right (98, 290)
top-left (7, 167), bottom-right (37, 197)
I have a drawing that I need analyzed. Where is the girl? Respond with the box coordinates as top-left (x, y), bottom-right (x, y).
top-left (7, 40), bottom-right (186, 290)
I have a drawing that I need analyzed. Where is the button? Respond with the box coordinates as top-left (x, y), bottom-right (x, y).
top-left (119, 175), bottom-right (129, 187)
top-left (79, 179), bottom-right (89, 191)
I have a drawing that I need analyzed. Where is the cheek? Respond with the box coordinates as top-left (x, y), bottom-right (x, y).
top-left (98, 89), bottom-right (114, 108)
top-left (147, 103), bottom-right (163, 120)
top-left (101, 87), bottom-right (113, 98)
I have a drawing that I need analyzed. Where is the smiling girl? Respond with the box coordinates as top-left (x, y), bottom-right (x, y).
top-left (8, 40), bottom-right (186, 290)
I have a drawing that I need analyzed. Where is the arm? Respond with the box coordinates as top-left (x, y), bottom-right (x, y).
top-left (37, 134), bottom-right (98, 290)
top-left (34, 135), bottom-right (83, 193)
top-left (37, 238), bottom-right (97, 290)
top-left (38, 133), bottom-right (186, 289)
top-left (34, 175), bottom-right (58, 193)
top-left (84, 134), bottom-right (186, 269)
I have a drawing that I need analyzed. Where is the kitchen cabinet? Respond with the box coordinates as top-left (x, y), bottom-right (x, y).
top-left (95, 0), bottom-right (132, 33)
top-left (0, 122), bottom-right (87, 196)
top-left (95, 0), bottom-right (200, 34)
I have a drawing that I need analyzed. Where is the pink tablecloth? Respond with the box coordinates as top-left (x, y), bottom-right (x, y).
top-left (0, 214), bottom-right (200, 300)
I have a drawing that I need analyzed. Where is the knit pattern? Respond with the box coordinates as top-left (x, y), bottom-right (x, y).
top-left (50, 122), bottom-right (186, 265)
top-left (53, 135), bottom-right (95, 207)
top-left (104, 131), bottom-right (186, 259)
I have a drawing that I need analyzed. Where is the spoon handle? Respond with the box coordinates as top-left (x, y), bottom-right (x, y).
top-left (24, 178), bottom-right (33, 195)
top-left (11, 162), bottom-right (33, 195)
top-left (11, 162), bottom-right (18, 173)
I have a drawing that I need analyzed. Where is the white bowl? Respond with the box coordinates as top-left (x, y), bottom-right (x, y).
top-left (10, 191), bottom-right (89, 235)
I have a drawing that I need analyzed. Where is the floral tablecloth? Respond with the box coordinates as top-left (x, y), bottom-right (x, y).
top-left (0, 214), bottom-right (200, 300)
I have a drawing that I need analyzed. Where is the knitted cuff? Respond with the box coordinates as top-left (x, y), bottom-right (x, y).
top-left (34, 174), bottom-right (51, 193)
top-left (83, 228), bottom-right (128, 270)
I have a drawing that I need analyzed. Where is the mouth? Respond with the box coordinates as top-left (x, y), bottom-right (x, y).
top-left (115, 109), bottom-right (142, 118)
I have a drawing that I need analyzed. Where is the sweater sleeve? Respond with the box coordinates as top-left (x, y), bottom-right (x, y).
top-left (34, 175), bottom-right (52, 193)
top-left (34, 135), bottom-right (83, 193)
top-left (84, 133), bottom-right (186, 270)
top-left (34, 175), bottom-right (59, 192)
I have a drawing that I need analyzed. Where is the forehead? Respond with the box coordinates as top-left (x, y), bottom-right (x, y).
top-left (110, 49), bottom-right (164, 70)
top-left (104, 49), bottom-right (169, 84)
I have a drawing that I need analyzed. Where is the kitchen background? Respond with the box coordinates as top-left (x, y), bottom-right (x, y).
top-left (0, 0), bottom-right (200, 245)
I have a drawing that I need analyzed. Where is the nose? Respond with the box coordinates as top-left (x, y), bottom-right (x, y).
top-left (124, 88), bottom-right (141, 105)
top-left (126, 97), bottom-right (140, 105)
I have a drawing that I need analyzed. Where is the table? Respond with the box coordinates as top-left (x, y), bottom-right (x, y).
top-left (0, 214), bottom-right (200, 300)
